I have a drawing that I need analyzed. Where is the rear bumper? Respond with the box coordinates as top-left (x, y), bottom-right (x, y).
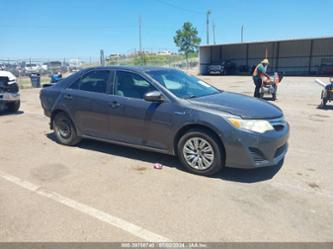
top-left (0, 92), bottom-right (20, 102)
top-left (224, 123), bottom-right (290, 169)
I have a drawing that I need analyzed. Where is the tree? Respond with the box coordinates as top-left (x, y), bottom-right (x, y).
top-left (174, 22), bottom-right (201, 68)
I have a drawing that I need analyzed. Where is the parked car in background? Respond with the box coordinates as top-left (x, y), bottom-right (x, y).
top-left (0, 70), bottom-right (20, 113)
top-left (208, 61), bottom-right (237, 75)
top-left (69, 59), bottom-right (82, 72)
top-left (47, 61), bottom-right (63, 73)
top-left (223, 60), bottom-right (237, 75)
top-left (24, 63), bottom-right (40, 73)
top-left (40, 67), bottom-right (289, 176)
top-left (208, 64), bottom-right (224, 75)
top-left (41, 63), bottom-right (48, 71)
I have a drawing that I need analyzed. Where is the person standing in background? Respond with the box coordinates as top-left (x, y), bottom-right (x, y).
top-left (252, 59), bottom-right (271, 98)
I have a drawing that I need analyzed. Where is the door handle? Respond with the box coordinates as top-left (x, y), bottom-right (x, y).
top-left (109, 101), bottom-right (121, 109)
top-left (64, 94), bottom-right (72, 100)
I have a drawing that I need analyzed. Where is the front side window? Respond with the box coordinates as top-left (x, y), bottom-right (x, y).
top-left (115, 71), bottom-right (156, 99)
top-left (70, 70), bottom-right (111, 94)
top-left (146, 69), bottom-right (220, 99)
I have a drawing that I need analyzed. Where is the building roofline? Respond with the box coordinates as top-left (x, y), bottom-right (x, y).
top-left (200, 36), bottom-right (333, 48)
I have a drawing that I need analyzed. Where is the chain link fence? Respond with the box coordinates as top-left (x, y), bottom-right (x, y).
top-left (0, 55), bottom-right (199, 89)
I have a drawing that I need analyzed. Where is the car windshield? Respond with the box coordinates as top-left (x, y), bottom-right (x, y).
top-left (0, 76), bottom-right (9, 88)
top-left (146, 69), bottom-right (220, 99)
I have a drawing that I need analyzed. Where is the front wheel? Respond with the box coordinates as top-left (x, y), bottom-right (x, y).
top-left (178, 129), bottom-right (224, 176)
top-left (53, 112), bottom-right (81, 146)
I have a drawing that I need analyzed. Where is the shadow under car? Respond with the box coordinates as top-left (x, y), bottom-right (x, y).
top-left (46, 133), bottom-right (284, 183)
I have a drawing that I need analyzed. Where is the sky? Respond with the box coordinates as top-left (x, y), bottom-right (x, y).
top-left (1, 0), bottom-right (333, 60)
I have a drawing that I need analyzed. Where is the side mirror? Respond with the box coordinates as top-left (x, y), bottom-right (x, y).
top-left (144, 91), bottom-right (164, 102)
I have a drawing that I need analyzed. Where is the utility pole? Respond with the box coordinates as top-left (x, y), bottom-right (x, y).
top-left (206, 10), bottom-right (211, 45)
top-left (213, 20), bottom-right (216, 45)
top-left (139, 15), bottom-right (144, 65)
top-left (100, 49), bottom-right (105, 66)
top-left (241, 25), bottom-right (244, 43)
top-left (139, 16), bottom-right (142, 53)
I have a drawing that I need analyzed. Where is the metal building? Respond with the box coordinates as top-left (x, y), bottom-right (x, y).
top-left (199, 36), bottom-right (333, 76)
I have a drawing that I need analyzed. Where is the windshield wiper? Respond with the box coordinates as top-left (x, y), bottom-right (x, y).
top-left (186, 91), bottom-right (221, 99)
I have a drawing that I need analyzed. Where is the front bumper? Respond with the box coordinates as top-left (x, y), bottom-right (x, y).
top-left (0, 92), bottom-right (20, 102)
top-left (224, 121), bottom-right (290, 169)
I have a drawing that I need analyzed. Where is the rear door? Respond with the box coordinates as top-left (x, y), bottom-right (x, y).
top-left (63, 69), bottom-right (113, 138)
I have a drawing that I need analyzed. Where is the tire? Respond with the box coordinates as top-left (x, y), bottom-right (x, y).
top-left (6, 100), bottom-right (20, 113)
top-left (53, 112), bottom-right (81, 146)
top-left (321, 98), bottom-right (328, 109)
top-left (177, 129), bottom-right (224, 176)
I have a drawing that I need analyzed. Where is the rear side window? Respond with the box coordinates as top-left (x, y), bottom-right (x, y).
top-left (70, 70), bottom-right (111, 94)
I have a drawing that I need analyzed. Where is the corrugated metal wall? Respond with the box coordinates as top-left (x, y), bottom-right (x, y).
top-left (200, 37), bottom-right (333, 76)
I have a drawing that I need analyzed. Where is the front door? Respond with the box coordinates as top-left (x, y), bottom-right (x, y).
top-left (108, 70), bottom-right (173, 150)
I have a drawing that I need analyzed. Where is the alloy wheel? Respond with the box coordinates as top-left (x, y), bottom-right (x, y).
top-left (182, 137), bottom-right (215, 170)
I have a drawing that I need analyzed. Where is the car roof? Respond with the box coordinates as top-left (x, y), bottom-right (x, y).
top-left (83, 66), bottom-right (179, 73)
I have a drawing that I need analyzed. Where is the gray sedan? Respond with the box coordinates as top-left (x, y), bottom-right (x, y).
top-left (40, 66), bottom-right (289, 176)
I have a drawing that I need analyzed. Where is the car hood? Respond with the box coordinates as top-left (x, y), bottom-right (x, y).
top-left (187, 91), bottom-right (283, 119)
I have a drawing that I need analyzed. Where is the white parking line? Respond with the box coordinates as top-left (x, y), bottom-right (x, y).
top-left (0, 170), bottom-right (171, 242)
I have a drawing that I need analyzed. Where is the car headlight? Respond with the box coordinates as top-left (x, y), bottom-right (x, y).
top-left (227, 117), bottom-right (274, 133)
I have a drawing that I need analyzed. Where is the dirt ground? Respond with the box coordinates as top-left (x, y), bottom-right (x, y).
top-left (0, 75), bottom-right (332, 242)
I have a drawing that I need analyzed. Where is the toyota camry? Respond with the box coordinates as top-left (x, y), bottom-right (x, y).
top-left (40, 67), bottom-right (289, 176)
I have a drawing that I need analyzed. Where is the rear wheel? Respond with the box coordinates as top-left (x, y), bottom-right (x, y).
top-left (6, 100), bottom-right (20, 113)
top-left (178, 129), bottom-right (224, 176)
top-left (53, 112), bottom-right (81, 146)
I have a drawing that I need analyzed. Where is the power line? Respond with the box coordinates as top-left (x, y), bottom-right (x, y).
top-left (0, 24), bottom-right (137, 30)
top-left (155, 0), bottom-right (205, 14)
top-left (0, 24), bottom-right (203, 33)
